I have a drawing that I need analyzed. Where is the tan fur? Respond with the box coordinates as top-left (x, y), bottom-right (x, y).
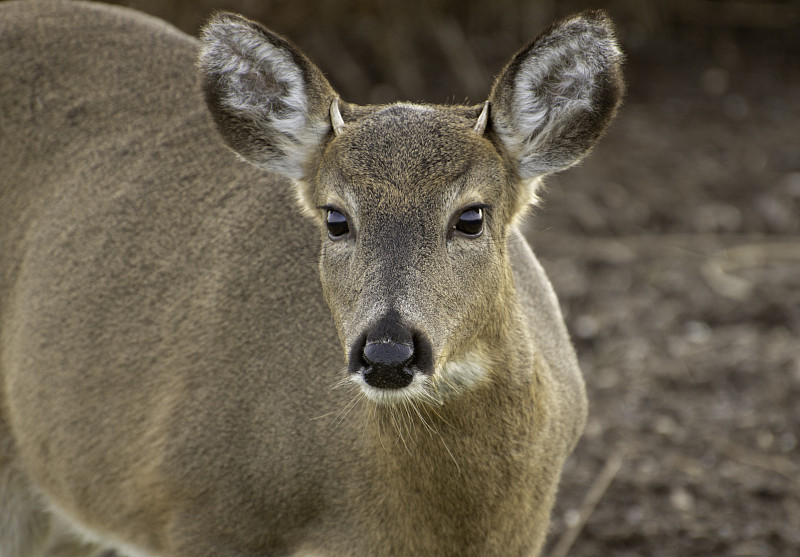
top-left (0, 2), bottom-right (623, 556)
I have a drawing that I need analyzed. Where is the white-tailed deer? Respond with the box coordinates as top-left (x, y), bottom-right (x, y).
top-left (0, 1), bottom-right (623, 555)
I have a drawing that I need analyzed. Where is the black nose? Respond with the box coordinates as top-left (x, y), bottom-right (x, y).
top-left (348, 313), bottom-right (433, 389)
top-left (363, 340), bottom-right (414, 370)
top-left (362, 338), bottom-right (414, 388)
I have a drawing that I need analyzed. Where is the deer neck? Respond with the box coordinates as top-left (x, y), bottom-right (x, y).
top-left (348, 300), bottom-right (553, 554)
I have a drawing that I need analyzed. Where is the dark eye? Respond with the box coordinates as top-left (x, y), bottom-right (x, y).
top-left (455, 207), bottom-right (484, 236)
top-left (326, 209), bottom-right (350, 238)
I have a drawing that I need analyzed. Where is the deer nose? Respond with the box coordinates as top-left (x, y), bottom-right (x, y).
top-left (348, 313), bottom-right (433, 390)
top-left (362, 338), bottom-right (415, 389)
top-left (363, 339), bottom-right (414, 369)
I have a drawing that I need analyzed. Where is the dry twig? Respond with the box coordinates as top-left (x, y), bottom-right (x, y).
top-left (547, 451), bottom-right (624, 557)
top-left (720, 442), bottom-right (800, 486)
top-left (702, 241), bottom-right (800, 300)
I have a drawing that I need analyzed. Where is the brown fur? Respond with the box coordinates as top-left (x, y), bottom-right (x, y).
top-left (0, 2), bottom-right (622, 556)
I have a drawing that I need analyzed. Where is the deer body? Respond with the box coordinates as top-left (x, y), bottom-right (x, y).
top-left (0, 2), bottom-right (622, 556)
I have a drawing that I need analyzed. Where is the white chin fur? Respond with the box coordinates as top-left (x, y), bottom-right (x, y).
top-left (352, 349), bottom-right (492, 406)
top-left (352, 372), bottom-right (433, 406)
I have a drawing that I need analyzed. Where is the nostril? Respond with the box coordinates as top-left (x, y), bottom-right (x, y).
top-left (363, 340), bottom-right (413, 367)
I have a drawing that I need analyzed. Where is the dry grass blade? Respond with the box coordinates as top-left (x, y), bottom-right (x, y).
top-left (547, 451), bottom-right (624, 557)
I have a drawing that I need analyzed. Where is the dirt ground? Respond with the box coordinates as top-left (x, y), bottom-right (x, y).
top-left (535, 29), bottom-right (800, 557)
top-left (96, 1), bottom-right (800, 554)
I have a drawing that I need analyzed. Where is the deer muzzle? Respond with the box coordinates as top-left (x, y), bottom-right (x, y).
top-left (347, 312), bottom-right (434, 389)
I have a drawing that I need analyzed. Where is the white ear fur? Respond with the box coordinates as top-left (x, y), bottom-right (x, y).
top-left (489, 11), bottom-right (623, 180)
top-left (199, 15), bottom-right (333, 180)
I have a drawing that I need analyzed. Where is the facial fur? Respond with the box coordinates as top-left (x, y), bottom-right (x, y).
top-left (312, 104), bottom-right (520, 402)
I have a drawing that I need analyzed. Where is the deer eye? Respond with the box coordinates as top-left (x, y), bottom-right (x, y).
top-left (454, 207), bottom-right (484, 236)
top-left (326, 209), bottom-right (350, 238)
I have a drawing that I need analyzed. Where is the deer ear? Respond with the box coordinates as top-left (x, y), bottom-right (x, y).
top-left (198, 13), bottom-right (337, 180)
top-left (488, 10), bottom-right (624, 180)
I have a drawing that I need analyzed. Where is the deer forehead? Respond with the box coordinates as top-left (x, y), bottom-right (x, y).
top-left (316, 104), bottom-right (508, 213)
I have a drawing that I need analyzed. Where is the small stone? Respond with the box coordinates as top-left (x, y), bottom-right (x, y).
top-left (670, 486), bottom-right (695, 513)
top-left (685, 320), bottom-right (713, 345)
top-left (564, 508), bottom-right (581, 528)
top-left (756, 429), bottom-right (774, 451)
top-left (574, 314), bottom-right (599, 339)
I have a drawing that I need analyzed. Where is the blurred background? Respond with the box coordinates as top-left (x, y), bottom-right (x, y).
top-left (67, 0), bottom-right (800, 555)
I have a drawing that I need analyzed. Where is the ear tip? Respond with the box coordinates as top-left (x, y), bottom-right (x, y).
top-left (199, 13), bottom-right (239, 44)
top-left (575, 9), bottom-right (614, 23)
top-left (200, 12), bottom-right (268, 45)
top-left (564, 9), bottom-right (615, 29)
top-left (204, 11), bottom-right (249, 26)
top-left (566, 10), bottom-right (625, 67)
top-left (558, 9), bottom-right (620, 44)
top-left (201, 12), bottom-right (232, 31)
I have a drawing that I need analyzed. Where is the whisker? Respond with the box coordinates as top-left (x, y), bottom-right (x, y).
top-left (332, 391), bottom-right (363, 429)
top-left (402, 400), bottom-right (419, 443)
top-left (410, 399), bottom-right (436, 437)
top-left (373, 404), bottom-right (392, 454)
top-left (309, 409), bottom-right (338, 421)
top-left (392, 404), bottom-right (414, 454)
top-left (330, 374), bottom-right (355, 392)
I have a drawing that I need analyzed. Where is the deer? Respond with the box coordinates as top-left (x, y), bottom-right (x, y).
top-left (0, 1), bottom-right (623, 555)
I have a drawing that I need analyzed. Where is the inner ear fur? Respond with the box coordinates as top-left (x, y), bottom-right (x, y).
top-left (198, 13), bottom-right (338, 181)
top-left (488, 10), bottom-right (624, 180)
